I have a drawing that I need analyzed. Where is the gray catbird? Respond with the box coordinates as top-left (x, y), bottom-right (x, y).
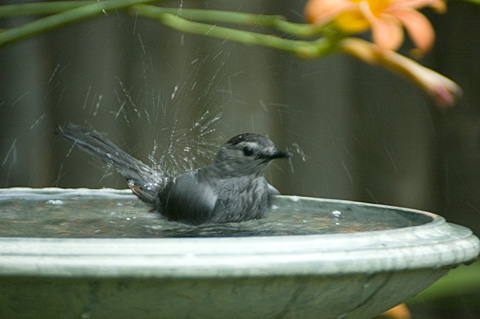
top-left (56, 124), bottom-right (291, 225)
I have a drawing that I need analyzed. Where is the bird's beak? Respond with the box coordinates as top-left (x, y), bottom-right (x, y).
top-left (269, 150), bottom-right (292, 159)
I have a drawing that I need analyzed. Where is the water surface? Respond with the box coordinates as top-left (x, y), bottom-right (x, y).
top-left (0, 188), bottom-right (430, 238)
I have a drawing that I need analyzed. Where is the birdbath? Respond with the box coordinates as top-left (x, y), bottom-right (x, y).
top-left (0, 188), bottom-right (478, 319)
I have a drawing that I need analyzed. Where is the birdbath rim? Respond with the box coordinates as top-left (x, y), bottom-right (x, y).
top-left (0, 187), bottom-right (478, 279)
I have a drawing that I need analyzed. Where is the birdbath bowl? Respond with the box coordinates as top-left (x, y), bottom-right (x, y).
top-left (0, 188), bottom-right (478, 319)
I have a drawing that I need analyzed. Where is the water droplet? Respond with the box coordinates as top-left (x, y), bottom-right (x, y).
top-left (332, 210), bottom-right (342, 225)
top-left (291, 143), bottom-right (309, 162)
top-left (331, 210), bottom-right (342, 218)
top-left (171, 85), bottom-right (179, 100)
top-left (46, 199), bottom-right (64, 205)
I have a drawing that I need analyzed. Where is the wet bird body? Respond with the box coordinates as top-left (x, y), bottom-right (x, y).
top-left (56, 124), bottom-right (290, 225)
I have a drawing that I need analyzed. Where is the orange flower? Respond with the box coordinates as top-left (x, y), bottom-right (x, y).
top-left (340, 37), bottom-right (462, 107)
top-left (380, 303), bottom-right (411, 319)
top-left (305, 0), bottom-right (446, 54)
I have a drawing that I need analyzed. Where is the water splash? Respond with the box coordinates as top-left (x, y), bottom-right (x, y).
top-left (137, 34), bottom-right (146, 56)
top-left (177, 0), bottom-right (183, 17)
top-left (48, 63), bottom-right (61, 84)
top-left (96, 0), bottom-right (107, 15)
top-left (93, 47), bottom-right (233, 182)
top-left (82, 86), bottom-right (92, 110)
top-left (332, 210), bottom-right (342, 225)
top-left (29, 113), bottom-right (46, 130)
top-left (92, 94), bottom-right (103, 117)
top-left (2, 139), bottom-right (17, 167)
top-left (115, 76), bottom-right (139, 118)
top-left (171, 85), bottom-right (179, 100)
top-left (11, 91), bottom-right (29, 107)
top-left (46, 199), bottom-right (64, 205)
top-left (289, 142), bottom-right (309, 161)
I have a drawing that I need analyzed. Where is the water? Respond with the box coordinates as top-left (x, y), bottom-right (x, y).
top-left (0, 188), bottom-right (431, 238)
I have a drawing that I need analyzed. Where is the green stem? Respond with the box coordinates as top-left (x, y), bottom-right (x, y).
top-left (0, 0), bottom-right (161, 48)
top-left (0, 1), bottom-right (332, 57)
top-left (0, 1), bottom-right (94, 17)
top-left (0, 2), bottom-right (321, 38)
top-left (132, 5), bottom-right (321, 37)
top-left (133, 8), bottom-right (333, 58)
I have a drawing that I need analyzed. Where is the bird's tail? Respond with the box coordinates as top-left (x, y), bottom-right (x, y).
top-left (56, 124), bottom-right (168, 206)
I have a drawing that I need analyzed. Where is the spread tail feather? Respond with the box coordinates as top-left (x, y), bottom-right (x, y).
top-left (56, 124), bottom-right (167, 206)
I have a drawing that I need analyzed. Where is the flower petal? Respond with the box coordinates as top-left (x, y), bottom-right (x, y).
top-left (304, 0), bottom-right (354, 25)
top-left (339, 37), bottom-right (462, 107)
top-left (371, 15), bottom-right (404, 51)
top-left (381, 303), bottom-right (411, 319)
top-left (392, 7), bottom-right (435, 53)
top-left (377, 46), bottom-right (462, 107)
top-left (357, 1), bottom-right (404, 51)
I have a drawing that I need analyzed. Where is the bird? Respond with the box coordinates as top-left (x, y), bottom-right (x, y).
top-left (56, 124), bottom-right (291, 225)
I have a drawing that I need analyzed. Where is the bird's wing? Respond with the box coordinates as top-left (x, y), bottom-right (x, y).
top-left (161, 171), bottom-right (218, 225)
top-left (267, 183), bottom-right (280, 195)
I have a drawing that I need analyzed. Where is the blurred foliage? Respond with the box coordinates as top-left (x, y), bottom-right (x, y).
top-left (408, 260), bottom-right (480, 303)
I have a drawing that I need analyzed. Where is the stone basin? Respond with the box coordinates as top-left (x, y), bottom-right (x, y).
top-left (0, 188), bottom-right (478, 319)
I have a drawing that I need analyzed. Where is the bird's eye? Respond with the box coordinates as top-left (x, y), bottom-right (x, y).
top-left (243, 146), bottom-right (254, 156)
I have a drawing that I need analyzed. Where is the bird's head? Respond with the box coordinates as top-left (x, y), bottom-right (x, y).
top-left (213, 133), bottom-right (291, 177)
